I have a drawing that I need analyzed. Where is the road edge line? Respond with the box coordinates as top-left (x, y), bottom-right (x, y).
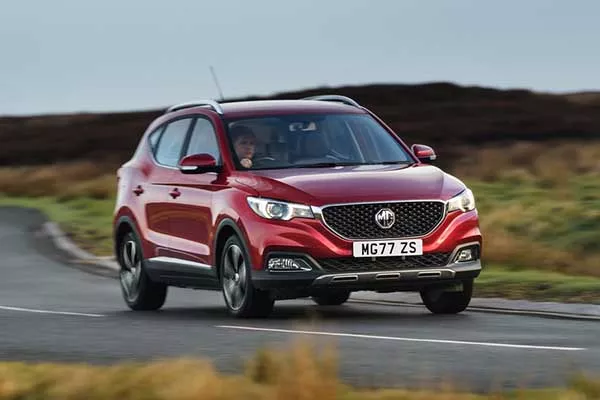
top-left (348, 298), bottom-right (600, 321)
top-left (41, 221), bottom-right (119, 275)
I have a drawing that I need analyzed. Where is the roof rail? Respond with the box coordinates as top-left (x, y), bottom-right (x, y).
top-left (165, 100), bottom-right (224, 115)
top-left (301, 94), bottom-right (361, 108)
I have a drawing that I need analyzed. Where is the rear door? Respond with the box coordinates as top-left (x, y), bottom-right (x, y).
top-left (143, 116), bottom-right (194, 272)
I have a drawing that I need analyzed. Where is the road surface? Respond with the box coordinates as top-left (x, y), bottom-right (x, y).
top-left (0, 207), bottom-right (598, 391)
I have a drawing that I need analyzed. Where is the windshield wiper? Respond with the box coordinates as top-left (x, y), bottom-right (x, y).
top-left (374, 160), bottom-right (416, 165)
top-left (292, 162), bottom-right (364, 168)
top-left (256, 160), bottom-right (415, 170)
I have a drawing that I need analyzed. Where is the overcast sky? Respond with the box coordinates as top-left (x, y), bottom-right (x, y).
top-left (1, 0), bottom-right (599, 116)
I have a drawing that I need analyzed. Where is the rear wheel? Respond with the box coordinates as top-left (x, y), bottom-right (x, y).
top-left (220, 235), bottom-right (274, 318)
top-left (420, 279), bottom-right (473, 314)
top-left (118, 231), bottom-right (167, 311)
top-left (312, 291), bottom-right (351, 306)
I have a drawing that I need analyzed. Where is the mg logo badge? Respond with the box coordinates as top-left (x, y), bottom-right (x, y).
top-left (375, 208), bottom-right (395, 229)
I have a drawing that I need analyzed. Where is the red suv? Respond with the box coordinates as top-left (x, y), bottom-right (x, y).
top-left (113, 95), bottom-right (482, 318)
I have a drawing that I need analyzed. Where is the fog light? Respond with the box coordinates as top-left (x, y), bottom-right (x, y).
top-left (456, 249), bottom-right (473, 262)
top-left (453, 245), bottom-right (479, 263)
top-left (267, 257), bottom-right (312, 272)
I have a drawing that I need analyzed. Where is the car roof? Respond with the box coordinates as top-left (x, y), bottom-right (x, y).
top-left (218, 99), bottom-right (366, 118)
top-left (146, 97), bottom-right (370, 132)
top-left (161, 96), bottom-right (368, 119)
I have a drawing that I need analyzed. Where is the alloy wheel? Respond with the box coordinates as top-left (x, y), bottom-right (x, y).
top-left (120, 239), bottom-right (142, 301)
top-left (222, 243), bottom-right (248, 311)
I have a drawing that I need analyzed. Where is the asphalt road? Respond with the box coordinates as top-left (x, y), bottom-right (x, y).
top-left (0, 207), bottom-right (598, 392)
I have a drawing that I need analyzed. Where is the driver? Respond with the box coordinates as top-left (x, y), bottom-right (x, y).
top-left (230, 125), bottom-right (256, 168)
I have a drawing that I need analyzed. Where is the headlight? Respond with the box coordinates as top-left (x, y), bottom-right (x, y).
top-left (247, 197), bottom-right (314, 220)
top-left (447, 188), bottom-right (476, 212)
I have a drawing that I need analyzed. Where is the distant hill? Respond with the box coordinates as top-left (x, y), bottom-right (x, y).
top-left (1, 82), bottom-right (599, 167)
top-left (562, 91), bottom-right (600, 105)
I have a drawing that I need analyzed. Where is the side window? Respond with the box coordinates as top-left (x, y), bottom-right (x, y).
top-left (148, 126), bottom-right (164, 154)
top-left (184, 118), bottom-right (220, 162)
top-left (154, 118), bottom-right (192, 167)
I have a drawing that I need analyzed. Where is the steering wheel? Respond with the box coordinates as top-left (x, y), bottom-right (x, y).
top-left (255, 156), bottom-right (276, 162)
top-left (252, 156), bottom-right (279, 168)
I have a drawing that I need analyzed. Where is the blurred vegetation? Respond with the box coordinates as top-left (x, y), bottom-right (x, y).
top-left (1, 141), bottom-right (599, 279)
top-left (455, 140), bottom-right (600, 278)
top-left (0, 340), bottom-right (598, 400)
top-left (475, 266), bottom-right (600, 303)
top-left (2, 152), bottom-right (600, 303)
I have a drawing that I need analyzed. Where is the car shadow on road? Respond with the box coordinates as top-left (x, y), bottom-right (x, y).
top-left (108, 301), bottom-right (472, 325)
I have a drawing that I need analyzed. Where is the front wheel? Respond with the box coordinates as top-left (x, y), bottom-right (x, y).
top-left (220, 235), bottom-right (274, 318)
top-left (420, 280), bottom-right (473, 314)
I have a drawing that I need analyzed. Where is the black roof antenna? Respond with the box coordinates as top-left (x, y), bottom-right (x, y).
top-left (209, 65), bottom-right (225, 101)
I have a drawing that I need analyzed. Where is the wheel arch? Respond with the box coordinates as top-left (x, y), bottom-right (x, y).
top-left (213, 218), bottom-right (252, 281)
top-left (114, 215), bottom-right (144, 261)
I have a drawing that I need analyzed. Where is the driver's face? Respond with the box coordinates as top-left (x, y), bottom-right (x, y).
top-left (234, 135), bottom-right (256, 159)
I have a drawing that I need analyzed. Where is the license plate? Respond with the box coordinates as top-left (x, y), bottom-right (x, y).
top-left (352, 239), bottom-right (423, 258)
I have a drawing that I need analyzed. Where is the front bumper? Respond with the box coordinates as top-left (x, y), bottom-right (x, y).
top-left (238, 204), bottom-right (482, 298)
top-left (251, 247), bottom-right (482, 298)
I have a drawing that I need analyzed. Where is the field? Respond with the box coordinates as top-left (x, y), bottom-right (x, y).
top-left (1, 82), bottom-right (600, 302)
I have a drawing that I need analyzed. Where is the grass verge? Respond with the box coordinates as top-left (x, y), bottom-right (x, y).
top-left (467, 175), bottom-right (600, 278)
top-left (0, 341), bottom-right (598, 400)
top-left (1, 155), bottom-right (600, 303)
top-left (474, 266), bottom-right (600, 303)
top-left (2, 194), bottom-right (600, 304)
top-left (2, 157), bottom-right (600, 277)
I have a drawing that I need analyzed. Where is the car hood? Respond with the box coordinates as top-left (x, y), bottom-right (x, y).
top-left (235, 164), bottom-right (466, 206)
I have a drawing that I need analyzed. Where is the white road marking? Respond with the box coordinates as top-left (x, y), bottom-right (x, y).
top-left (217, 325), bottom-right (585, 352)
top-left (348, 299), bottom-right (600, 321)
top-left (0, 305), bottom-right (104, 318)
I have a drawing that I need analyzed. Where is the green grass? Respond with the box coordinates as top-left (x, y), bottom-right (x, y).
top-left (470, 175), bottom-right (600, 252)
top-left (475, 265), bottom-right (600, 303)
top-left (465, 173), bottom-right (600, 277)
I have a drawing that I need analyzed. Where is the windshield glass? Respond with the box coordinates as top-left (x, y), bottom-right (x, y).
top-left (224, 113), bottom-right (415, 170)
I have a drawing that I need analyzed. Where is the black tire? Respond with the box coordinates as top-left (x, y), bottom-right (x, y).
top-left (312, 291), bottom-right (351, 306)
top-left (118, 231), bottom-right (167, 311)
top-left (220, 235), bottom-right (274, 318)
top-left (420, 279), bottom-right (473, 314)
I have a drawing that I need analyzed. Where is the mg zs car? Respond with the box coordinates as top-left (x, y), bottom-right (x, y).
top-left (113, 95), bottom-right (482, 318)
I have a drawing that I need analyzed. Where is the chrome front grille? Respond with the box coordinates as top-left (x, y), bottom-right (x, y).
top-left (317, 253), bottom-right (452, 273)
top-left (320, 201), bottom-right (446, 239)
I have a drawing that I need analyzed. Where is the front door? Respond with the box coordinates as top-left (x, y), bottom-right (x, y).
top-left (165, 115), bottom-right (226, 289)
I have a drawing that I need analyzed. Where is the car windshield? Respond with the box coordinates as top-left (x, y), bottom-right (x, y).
top-left (224, 113), bottom-right (415, 170)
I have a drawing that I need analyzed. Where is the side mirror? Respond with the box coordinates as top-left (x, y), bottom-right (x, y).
top-left (411, 144), bottom-right (437, 163)
top-left (178, 153), bottom-right (221, 174)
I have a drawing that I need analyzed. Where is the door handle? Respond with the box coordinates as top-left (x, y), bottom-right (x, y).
top-left (169, 188), bottom-right (181, 199)
top-left (133, 185), bottom-right (144, 196)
